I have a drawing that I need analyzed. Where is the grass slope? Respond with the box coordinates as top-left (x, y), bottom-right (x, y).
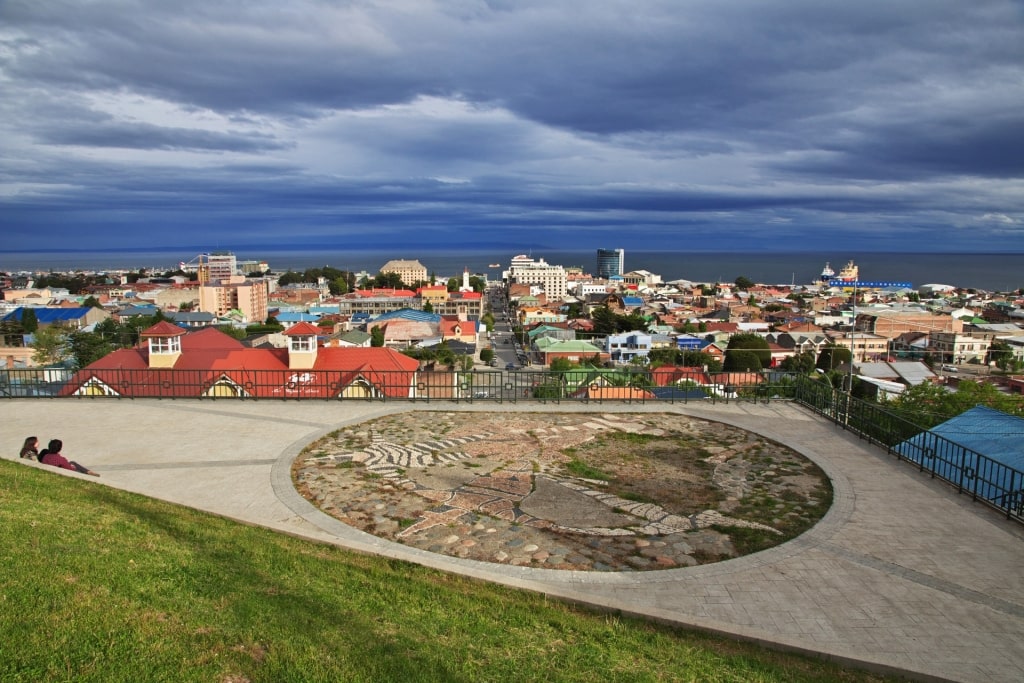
top-left (0, 461), bottom-right (890, 683)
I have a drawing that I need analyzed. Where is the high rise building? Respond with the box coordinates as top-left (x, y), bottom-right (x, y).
top-left (596, 248), bottom-right (625, 279)
top-left (506, 254), bottom-right (567, 301)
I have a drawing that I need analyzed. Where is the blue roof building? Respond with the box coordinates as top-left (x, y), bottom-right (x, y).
top-left (893, 406), bottom-right (1024, 507)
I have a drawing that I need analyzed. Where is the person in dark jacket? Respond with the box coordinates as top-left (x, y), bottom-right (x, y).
top-left (39, 439), bottom-right (99, 477)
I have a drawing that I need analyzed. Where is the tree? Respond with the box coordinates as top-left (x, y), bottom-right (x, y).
top-left (591, 306), bottom-right (618, 335)
top-left (734, 276), bottom-right (755, 290)
top-left (885, 380), bottom-right (1024, 428)
top-left (82, 296), bottom-right (103, 309)
top-left (480, 348), bottom-right (495, 363)
top-left (724, 333), bottom-right (770, 370)
top-left (370, 326), bottom-right (385, 347)
top-left (68, 330), bottom-right (113, 369)
top-left (373, 272), bottom-right (404, 289)
top-left (780, 351), bottom-right (816, 374)
top-left (549, 357), bottom-right (573, 372)
top-left (816, 344), bottom-right (851, 372)
top-left (31, 324), bottom-right (71, 366)
top-left (725, 349), bottom-right (762, 372)
top-left (988, 340), bottom-right (1021, 372)
top-left (446, 277), bottom-right (459, 292)
top-left (422, 301), bottom-right (434, 313)
top-left (20, 308), bottom-right (38, 333)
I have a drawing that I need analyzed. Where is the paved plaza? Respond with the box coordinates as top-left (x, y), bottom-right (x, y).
top-left (4, 399), bottom-right (1023, 682)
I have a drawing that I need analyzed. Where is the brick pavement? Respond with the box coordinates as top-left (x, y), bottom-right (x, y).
top-left (4, 399), bottom-right (1022, 682)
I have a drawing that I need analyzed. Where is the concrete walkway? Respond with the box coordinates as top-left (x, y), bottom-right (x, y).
top-left (4, 399), bottom-right (1022, 682)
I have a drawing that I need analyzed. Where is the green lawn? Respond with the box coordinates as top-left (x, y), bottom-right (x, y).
top-left (0, 460), bottom-right (890, 682)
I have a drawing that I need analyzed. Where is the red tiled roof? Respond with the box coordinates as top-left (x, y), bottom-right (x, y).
top-left (140, 321), bottom-right (187, 337)
top-left (61, 327), bottom-right (419, 399)
top-left (650, 366), bottom-right (711, 386)
top-left (284, 322), bottom-right (322, 336)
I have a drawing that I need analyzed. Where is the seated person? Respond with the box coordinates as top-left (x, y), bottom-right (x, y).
top-left (20, 436), bottom-right (40, 461)
top-left (39, 439), bottom-right (100, 477)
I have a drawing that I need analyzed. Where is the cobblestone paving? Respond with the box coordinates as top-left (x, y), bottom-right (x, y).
top-left (294, 411), bottom-right (830, 571)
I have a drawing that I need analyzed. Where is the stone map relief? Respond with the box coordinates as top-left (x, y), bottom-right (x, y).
top-left (295, 412), bottom-right (831, 571)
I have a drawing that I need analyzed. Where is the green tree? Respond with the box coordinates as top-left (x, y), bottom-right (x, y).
top-left (480, 348), bottom-right (495, 364)
top-left (31, 324), bottom-right (71, 366)
top-left (82, 296), bottom-right (103, 309)
top-left (422, 301), bottom-right (434, 313)
top-left (816, 344), bottom-right (852, 372)
top-left (370, 326), bottom-right (385, 347)
top-left (373, 272), bottom-right (404, 289)
top-left (68, 330), bottom-right (114, 369)
top-left (591, 306), bottom-right (618, 335)
top-left (549, 357), bottom-right (573, 372)
top-left (20, 308), bottom-right (38, 333)
top-left (780, 351), bottom-right (816, 374)
top-left (885, 380), bottom-right (1024, 428)
top-left (988, 339), bottom-right (1021, 372)
top-left (724, 333), bottom-right (770, 370)
top-left (214, 325), bottom-right (248, 340)
top-left (330, 276), bottom-right (349, 296)
top-left (446, 277), bottom-right (459, 292)
top-left (277, 271), bottom-right (304, 286)
top-left (734, 276), bottom-right (755, 290)
top-left (725, 349), bottom-right (762, 372)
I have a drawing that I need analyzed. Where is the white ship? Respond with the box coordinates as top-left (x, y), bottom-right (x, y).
top-left (819, 262), bottom-right (835, 282)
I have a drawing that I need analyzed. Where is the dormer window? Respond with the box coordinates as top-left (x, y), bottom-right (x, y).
top-left (150, 335), bottom-right (181, 354)
top-left (290, 336), bottom-right (315, 353)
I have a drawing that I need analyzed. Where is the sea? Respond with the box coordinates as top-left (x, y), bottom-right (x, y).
top-left (1, 248), bottom-right (1021, 292)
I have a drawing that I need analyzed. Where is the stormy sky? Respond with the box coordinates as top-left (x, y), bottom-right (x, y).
top-left (2, 0), bottom-right (1023, 253)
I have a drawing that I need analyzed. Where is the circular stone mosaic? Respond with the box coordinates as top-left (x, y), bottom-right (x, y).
top-left (293, 412), bottom-right (832, 571)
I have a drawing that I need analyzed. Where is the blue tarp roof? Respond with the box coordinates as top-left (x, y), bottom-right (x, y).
top-left (922, 406), bottom-right (1024, 468)
top-left (893, 406), bottom-right (1024, 503)
top-left (2, 307), bottom-right (91, 324)
top-left (275, 312), bottom-right (320, 322)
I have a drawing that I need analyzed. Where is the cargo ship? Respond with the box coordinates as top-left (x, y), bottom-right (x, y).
top-left (819, 260), bottom-right (858, 283)
top-left (837, 260), bottom-right (859, 282)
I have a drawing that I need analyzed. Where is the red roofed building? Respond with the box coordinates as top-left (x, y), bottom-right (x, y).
top-left (650, 366), bottom-right (711, 387)
top-left (62, 322), bottom-right (419, 399)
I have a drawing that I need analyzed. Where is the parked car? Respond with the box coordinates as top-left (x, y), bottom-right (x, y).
top-left (505, 362), bottom-right (517, 370)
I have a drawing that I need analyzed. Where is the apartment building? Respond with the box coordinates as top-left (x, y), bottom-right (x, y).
top-left (198, 275), bottom-right (269, 323)
top-left (929, 332), bottom-right (992, 364)
top-left (379, 259), bottom-right (428, 286)
top-left (506, 254), bottom-right (567, 302)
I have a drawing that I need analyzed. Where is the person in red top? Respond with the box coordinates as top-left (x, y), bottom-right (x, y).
top-left (39, 439), bottom-right (99, 477)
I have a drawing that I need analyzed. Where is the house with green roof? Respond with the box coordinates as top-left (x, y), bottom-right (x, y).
top-left (533, 337), bottom-right (607, 366)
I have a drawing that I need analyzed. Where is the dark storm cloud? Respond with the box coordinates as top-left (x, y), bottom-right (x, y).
top-left (1, 0), bottom-right (1022, 252)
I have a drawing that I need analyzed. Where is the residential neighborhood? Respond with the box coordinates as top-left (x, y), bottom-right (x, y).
top-left (2, 250), bottom-right (1024, 401)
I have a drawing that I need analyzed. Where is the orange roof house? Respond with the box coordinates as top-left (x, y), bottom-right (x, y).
top-left (61, 322), bottom-right (419, 399)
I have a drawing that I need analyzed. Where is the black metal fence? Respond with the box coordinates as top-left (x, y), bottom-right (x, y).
top-left (0, 367), bottom-right (794, 404)
top-left (793, 375), bottom-right (1023, 523)
top-left (3, 366), bottom-right (1019, 522)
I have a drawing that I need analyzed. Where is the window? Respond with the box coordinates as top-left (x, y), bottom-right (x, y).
top-left (149, 336), bottom-right (180, 354)
top-left (291, 336), bottom-right (315, 352)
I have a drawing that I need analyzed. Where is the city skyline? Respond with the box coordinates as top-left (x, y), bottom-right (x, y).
top-left (2, 1), bottom-right (1023, 254)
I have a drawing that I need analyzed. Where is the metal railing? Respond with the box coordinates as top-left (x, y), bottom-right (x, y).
top-left (0, 367), bottom-right (796, 405)
top-left (792, 375), bottom-right (1023, 523)
top-left (3, 366), bottom-right (1018, 521)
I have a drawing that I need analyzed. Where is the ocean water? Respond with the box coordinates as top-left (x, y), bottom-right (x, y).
top-left (2, 248), bottom-right (1021, 291)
